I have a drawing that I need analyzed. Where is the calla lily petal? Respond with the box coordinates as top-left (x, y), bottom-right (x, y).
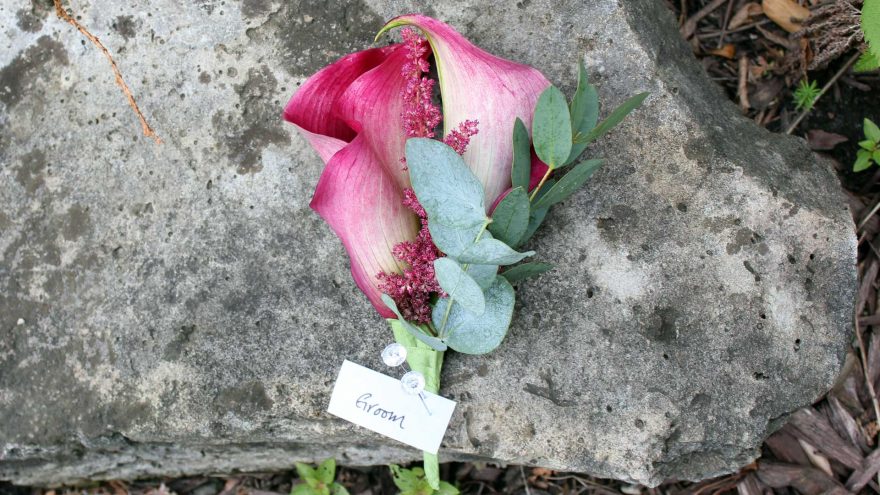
top-left (310, 135), bottom-right (420, 317)
top-left (379, 15), bottom-right (551, 206)
top-left (529, 150), bottom-right (550, 191)
top-left (490, 152), bottom-right (549, 213)
top-left (283, 46), bottom-right (395, 143)
top-left (295, 128), bottom-right (348, 164)
top-left (335, 45), bottom-right (412, 189)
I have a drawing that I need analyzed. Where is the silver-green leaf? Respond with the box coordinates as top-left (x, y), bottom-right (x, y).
top-left (501, 262), bottom-right (554, 284)
top-left (457, 238), bottom-right (534, 265)
top-left (406, 138), bottom-right (487, 228)
top-left (515, 206), bottom-right (549, 248)
top-left (433, 257), bottom-right (486, 315)
top-left (488, 187), bottom-right (530, 246)
top-left (466, 263), bottom-right (498, 290)
top-left (532, 159), bottom-right (604, 210)
top-left (511, 118), bottom-right (532, 189)
top-left (574, 92), bottom-right (648, 146)
top-left (566, 61), bottom-right (599, 166)
top-left (381, 294), bottom-right (447, 351)
top-left (428, 221), bottom-right (484, 258)
top-left (532, 86), bottom-right (572, 169)
top-left (433, 276), bottom-right (516, 355)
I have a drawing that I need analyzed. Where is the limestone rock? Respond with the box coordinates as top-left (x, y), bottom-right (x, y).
top-left (0, 0), bottom-right (855, 486)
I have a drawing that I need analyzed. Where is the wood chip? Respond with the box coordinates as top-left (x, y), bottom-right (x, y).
top-left (867, 329), bottom-right (880, 389)
top-left (729, 2), bottom-right (763, 29)
top-left (756, 25), bottom-right (796, 48)
top-left (858, 259), bottom-right (880, 317)
top-left (766, 428), bottom-right (813, 465)
top-left (826, 396), bottom-right (870, 454)
top-left (681, 0), bottom-right (730, 38)
top-left (736, 473), bottom-right (764, 495)
top-left (861, 314), bottom-right (880, 327)
top-left (806, 130), bottom-right (848, 150)
top-left (738, 56), bottom-right (751, 112)
top-left (789, 408), bottom-right (864, 469)
top-left (709, 44), bottom-right (737, 59)
top-left (846, 447), bottom-right (880, 491)
top-left (798, 439), bottom-right (834, 476)
top-left (756, 460), bottom-right (849, 495)
top-left (761, 0), bottom-right (811, 32)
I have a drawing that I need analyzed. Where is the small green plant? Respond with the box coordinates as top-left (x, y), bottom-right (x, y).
top-left (854, 118), bottom-right (880, 172)
top-left (854, 50), bottom-right (879, 73)
top-left (793, 79), bottom-right (821, 111)
top-left (291, 458), bottom-right (349, 495)
top-left (390, 465), bottom-right (458, 495)
top-left (857, 0), bottom-right (880, 72)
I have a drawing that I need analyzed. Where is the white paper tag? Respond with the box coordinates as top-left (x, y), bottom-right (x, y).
top-left (327, 360), bottom-right (456, 454)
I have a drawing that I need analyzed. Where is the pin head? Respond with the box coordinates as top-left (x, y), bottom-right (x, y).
top-left (381, 343), bottom-right (408, 367)
top-left (400, 371), bottom-right (426, 395)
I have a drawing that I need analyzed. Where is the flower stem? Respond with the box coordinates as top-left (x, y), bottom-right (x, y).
top-left (529, 167), bottom-right (554, 201)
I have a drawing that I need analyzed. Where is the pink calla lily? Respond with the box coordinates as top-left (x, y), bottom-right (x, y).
top-left (285, 15), bottom-right (550, 318)
top-left (378, 14), bottom-right (551, 206)
top-left (285, 45), bottom-right (418, 317)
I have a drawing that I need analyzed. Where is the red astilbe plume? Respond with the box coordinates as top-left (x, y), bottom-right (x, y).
top-left (377, 189), bottom-right (444, 323)
top-left (443, 119), bottom-right (479, 154)
top-left (378, 28), bottom-right (480, 324)
top-left (401, 28), bottom-right (442, 139)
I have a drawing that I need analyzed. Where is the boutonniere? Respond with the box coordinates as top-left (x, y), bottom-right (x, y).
top-left (284, 14), bottom-right (646, 490)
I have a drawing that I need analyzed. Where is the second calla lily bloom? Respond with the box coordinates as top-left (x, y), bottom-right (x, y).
top-left (284, 14), bottom-right (550, 318)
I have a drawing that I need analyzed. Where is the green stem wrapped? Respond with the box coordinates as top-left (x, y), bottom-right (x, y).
top-left (388, 319), bottom-right (445, 490)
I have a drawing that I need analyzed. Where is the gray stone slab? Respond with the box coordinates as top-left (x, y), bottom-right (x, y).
top-left (0, 0), bottom-right (856, 487)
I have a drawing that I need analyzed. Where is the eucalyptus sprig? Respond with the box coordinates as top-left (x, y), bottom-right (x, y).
top-left (518, 62), bottom-right (648, 246)
top-left (383, 61), bottom-right (647, 491)
top-left (385, 137), bottom-right (532, 355)
top-left (385, 61), bottom-right (647, 357)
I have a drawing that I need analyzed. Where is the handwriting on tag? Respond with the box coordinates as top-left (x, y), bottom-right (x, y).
top-left (327, 360), bottom-right (456, 454)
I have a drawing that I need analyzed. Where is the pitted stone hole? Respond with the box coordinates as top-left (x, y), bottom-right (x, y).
top-left (759, 312), bottom-right (766, 319)
top-left (794, 338), bottom-right (801, 351)
top-left (606, 405), bottom-right (613, 412)
top-left (635, 419), bottom-right (645, 429)
top-left (662, 353), bottom-right (669, 360)
top-left (255, 320), bottom-right (261, 327)
top-left (753, 372), bottom-right (769, 381)
top-left (809, 253), bottom-right (816, 260)
top-left (587, 288), bottom-right (594, 298)
top-left (788, 254), bottom-right (797, 264)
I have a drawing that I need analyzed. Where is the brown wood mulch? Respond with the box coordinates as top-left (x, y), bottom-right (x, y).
top-left (2, 1), bottom-right (879, 494)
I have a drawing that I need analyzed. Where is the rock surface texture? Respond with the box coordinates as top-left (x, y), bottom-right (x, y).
top-left (0, 0), bottom-right (856, 487)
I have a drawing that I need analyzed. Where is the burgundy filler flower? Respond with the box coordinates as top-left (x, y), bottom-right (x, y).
top-left (284, 14), bottom-right (550, 319)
